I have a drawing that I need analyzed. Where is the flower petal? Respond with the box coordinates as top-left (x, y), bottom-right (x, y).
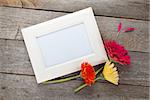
top-left (81, 62), bottom-right (96, 86)
top-left (102, 61), bottom-right (119, 85)
top-left (104, 40), bottom-right (131, 65)
top-left (118, 22), bottom-right (122, 33)
top-left (124, 27), bottom-right (135, 32)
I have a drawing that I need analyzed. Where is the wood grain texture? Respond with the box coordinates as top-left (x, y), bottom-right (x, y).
top-left (0, 1), bottom-right (149, 100)
top-left (0, 0), bottom-right (149, 20)
top-left (0, 6), bottom-right (66, 40)
top-left (0, 7), bottom-right (149, 52)
top-left (0, 7), bottom-right (19, 39)
top-left (0, 73), bottom-right (149, 100)
top-left (0, 39), bottom-right (149, 86)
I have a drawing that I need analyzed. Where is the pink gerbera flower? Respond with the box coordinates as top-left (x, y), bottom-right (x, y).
top-left (104, 40), bottom-right (130, 65)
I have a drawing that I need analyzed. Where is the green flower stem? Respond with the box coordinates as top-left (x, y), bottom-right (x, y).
top-left (43, 74), bottom-right (81, 84)
top-left (95, 74), bottom-right (105, 81)
top-left (74, 74), bottom-right (104, 93)
top-left (43, 66), bottom-right (104, 84)
top-left (116, 32), bottom-right (120, 40)
top-left (74, 84), bottom-right (87, 93)
top-left (96, 66), bottom-right (103, 75)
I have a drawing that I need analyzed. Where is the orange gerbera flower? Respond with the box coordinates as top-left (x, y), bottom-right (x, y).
top-left (81, 62), bottom-right (96, 86)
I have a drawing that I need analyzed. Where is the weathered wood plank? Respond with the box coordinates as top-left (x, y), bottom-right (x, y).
top-left (96, 17), bottom-right (149, 52)
top-left (0, 73), bottom-right (149, 100)
top-left (0, 39), bottom-right (33, 75)
top-left (118, 52), bottom-right (149, 86)
top-left (0, 6), bottom-right (65, 40)
top-left (0, 39), bottom-right (149, 86)
top-left (0, 0), bottom-right (149, 20)
top-left (0, 7), bottom-right (149, 52)
top-left (0, 7), bottom-right (19, 39)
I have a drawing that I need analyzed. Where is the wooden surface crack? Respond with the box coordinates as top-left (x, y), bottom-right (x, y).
top-left (15, 25), bottom-right (20, 39)
top-left (20, 0), bottom-right (23, 8)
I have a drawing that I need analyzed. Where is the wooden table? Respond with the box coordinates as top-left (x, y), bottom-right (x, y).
top-left (0, 0), bottom-right (149, 100)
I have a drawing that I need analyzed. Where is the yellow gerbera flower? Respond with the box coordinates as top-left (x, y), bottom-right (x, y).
top-left (102, 61), bottom-right (119, 85)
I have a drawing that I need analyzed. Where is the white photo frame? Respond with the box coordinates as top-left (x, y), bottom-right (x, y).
top-left (21, 7), bottom-right (108, 83)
